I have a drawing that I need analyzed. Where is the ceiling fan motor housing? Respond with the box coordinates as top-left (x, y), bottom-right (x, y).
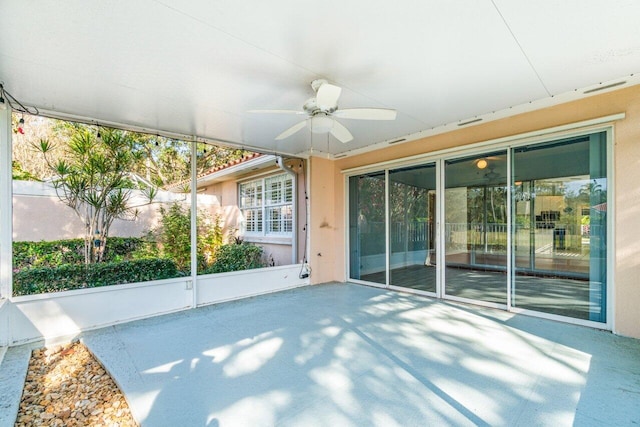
top-left (303, 97), bottom-right (337, 115)
top-left (310, 114), bottom-right (334, 133)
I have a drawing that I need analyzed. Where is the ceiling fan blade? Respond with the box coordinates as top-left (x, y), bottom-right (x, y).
top-left (316, 83), bottom-right (342, 110)
top-left (333, 108), bottom-right (397, 120)
top-left (275, 120), bottom-right (307, 140)
top-left (330, 120), bottom-right (353, 143)
top-left (248, 109), bottom-right (305, 115)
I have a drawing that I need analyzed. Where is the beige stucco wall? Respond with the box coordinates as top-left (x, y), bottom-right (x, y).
top-left (11, 182), bottom-right (202, 241)
top-left (308, 84), bottom-right (640, 338)
top-left (308, 157), bottom-right (343, 284)
top-left (13, 195), bottom-right (169, 241)
top-left (200, 159), bottom-right (307, 267)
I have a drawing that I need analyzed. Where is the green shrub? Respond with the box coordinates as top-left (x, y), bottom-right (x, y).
top-left (12, 237), bottom-right (146, 270)
top-left (103, 237), bottom-right (148, 261)
top-left (202, 242), bottom-right (265, 274)
top-left (13, 240), bottom-right (84, 269)
top-left (13, 258), bottom-right (180, 296)
top-left (157, 204), bottom-right (192, 271)
top-left (155, 203), bottom-right (225, 273)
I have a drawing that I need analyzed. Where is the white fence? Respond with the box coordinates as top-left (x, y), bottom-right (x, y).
top-left (391, 221), bottom-right (428, 244)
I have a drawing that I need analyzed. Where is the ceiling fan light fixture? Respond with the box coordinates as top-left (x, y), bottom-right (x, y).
top-left (310, 114), bottom-right (334, 134)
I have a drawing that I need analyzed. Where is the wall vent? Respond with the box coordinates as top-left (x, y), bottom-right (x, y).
top-left (583, 81), bottom-right (626, 94)
top-left (457, 118), bottom-right (483, 126)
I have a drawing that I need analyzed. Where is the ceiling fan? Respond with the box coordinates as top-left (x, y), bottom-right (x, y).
top-left (249, 79), bottom-right (397, 143)
top-left (484, 166), bottom-right (501, 182)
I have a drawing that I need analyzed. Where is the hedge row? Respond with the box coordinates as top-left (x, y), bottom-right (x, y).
top-left (13, 258), bottom-right (180, 296)
top-left (201, 243), bottom-right (265, 274)
top-left (13, 237), bottom-right (147, 270)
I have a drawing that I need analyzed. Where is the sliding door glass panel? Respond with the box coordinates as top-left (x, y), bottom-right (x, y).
top-left (511, 133), bottom-right (607, 322)
top-left (349, 172), bottom-right (386, 284)
top-left (389, 163), bottom-right (437, 293)
top-left (444, 152), bottom-right (508, 304)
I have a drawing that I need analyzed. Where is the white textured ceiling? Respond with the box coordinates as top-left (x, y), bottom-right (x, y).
top-left (1, 0), bottom-right (639, 157)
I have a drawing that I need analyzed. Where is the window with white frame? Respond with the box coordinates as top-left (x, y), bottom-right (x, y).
top-left (240, 173), bottom-right (293, 236)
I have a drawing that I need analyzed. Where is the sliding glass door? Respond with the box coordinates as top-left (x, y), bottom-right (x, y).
top-left (389, 163), bottom-right (437, 293)
top-left (347, 129), bottom-right (609, 325)
top-left (511, 133), bottom-right (607, 322)
top-left (349, 172), bottom-right (386, 285)
top-left (444, 152), bottom-right (508, 305)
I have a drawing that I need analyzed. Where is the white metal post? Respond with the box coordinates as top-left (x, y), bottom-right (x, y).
top-left (436, 159), bottom-right (444, 299)
top-left (344, 172), bottom-right (350, 282)
top-left (506, 149), bottom-right (512, 311)
top-left (606, 127), bottom-right (615, 332)
top-left (384, 169), bottom-right (390, 287)
top-left (0, 106), bottom-right (12, 300)
top-left (190, 139), bottom-right (198, 308)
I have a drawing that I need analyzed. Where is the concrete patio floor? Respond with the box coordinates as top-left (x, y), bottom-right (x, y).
top-left (5, 282), bottom-right (640, 426)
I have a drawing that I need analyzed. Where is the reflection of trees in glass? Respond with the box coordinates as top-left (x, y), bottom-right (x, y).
top-left (355, 175), bottom-right (385, 256)
top-left (579, 179), bottom-right (606, 203)
top-left (464, 185), bottom-right (507, 250)
top-left (390, 181), bottom-right (429, 222)
top-left (357, 175), bottom-right (385, 223)
top-left (357, 172), bottom-right (435, 256)
top-left (390, 179), bottom-right (431, 252)
top-left (466, 185), bottom-right (507, 225)
top-left (575, 179), bottom-right (606, 241)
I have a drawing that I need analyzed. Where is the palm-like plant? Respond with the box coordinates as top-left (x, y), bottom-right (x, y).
top-left (36, 127), bottom-right (156, 264)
